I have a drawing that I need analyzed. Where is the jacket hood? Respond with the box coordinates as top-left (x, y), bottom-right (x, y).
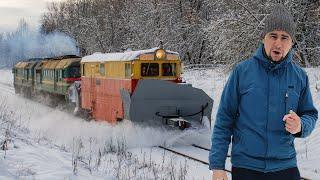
top-left (253, 43), bottom-right (294, 71)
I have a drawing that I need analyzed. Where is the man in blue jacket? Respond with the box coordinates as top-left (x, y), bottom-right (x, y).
top-left (209, 4), bottom-right (318, 180)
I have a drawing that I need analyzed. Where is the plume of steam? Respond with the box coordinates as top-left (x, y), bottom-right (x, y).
top-left (0, 19), bottom-right (79, 67)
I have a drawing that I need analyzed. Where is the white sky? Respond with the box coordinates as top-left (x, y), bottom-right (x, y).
top-left (0, 0), bottom-right (64, 33)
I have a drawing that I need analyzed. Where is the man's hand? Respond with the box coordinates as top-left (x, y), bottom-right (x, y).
top-left (283, 110), bottom-right (302, 134)
top-left (212, 169), bottom-right (228, 180)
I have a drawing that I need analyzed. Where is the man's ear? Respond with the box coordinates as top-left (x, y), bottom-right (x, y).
top-left (291, 37), bottom-right (296, 47)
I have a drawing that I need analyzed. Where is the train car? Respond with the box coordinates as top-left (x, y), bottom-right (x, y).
top-left (13, 55), bottom-right (81, 101)
top-left (39, 55), bottom-right (81, 97)
top-left (13, 59), bottom-right (40, 97)
top-left (69, 47), bottom-right (213, 129)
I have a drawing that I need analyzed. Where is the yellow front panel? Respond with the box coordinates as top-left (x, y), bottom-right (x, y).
top-left (139, 54), bottom-right (154, 61)
top-left (106, 62), bottom-right (125, 78)
top-left (82, 61), bottom-right (130, 79)
top-left (166, 54), bottom-right (179, 60)
top-left (84, 63), bottom-right (100, 77)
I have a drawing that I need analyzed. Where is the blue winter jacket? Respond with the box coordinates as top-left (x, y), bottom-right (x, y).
top-left (209, 44), bottom-right (318, 172)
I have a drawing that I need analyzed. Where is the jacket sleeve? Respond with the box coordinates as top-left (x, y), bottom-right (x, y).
top-left (295, 75), bottom-right (318, 138)
top-left (209, 67), bottom-right (239, 170)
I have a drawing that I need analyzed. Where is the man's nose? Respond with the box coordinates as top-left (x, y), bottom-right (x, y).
top-left (274, 38), bottom-right (282, 48)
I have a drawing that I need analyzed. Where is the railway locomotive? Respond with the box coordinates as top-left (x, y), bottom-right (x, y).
top-left (13, 55), bottom-right (81, 98)
top-left (13, 48), bottom-right (213, 129)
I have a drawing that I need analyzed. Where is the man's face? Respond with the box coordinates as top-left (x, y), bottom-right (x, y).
top-left (263, 30), bottom-right (293, 62)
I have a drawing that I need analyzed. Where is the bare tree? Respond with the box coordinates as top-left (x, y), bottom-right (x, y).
top-left (40, 0), bottom-right (319, 66)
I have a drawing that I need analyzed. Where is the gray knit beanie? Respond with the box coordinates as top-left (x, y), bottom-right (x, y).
top-left (263, 4), bottom-right (296, 39)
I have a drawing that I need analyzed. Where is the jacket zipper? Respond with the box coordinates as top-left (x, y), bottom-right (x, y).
top-left (265, 71), bottom-right (270, 170)
top-left (285, 91), bottom-right (288, 114)
top-left (284, 91), bottom-right (290, 135)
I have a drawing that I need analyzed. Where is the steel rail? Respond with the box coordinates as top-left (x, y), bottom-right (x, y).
top-left (158, 145), bottom-right (232, 173)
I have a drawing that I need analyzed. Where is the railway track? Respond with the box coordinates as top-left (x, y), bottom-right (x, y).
top-left (0, 77), bottom-right (313, 180)
top-left (159, 144), bottom-right (311, 180)
top-left (158, 144), bottom-right (232, 173)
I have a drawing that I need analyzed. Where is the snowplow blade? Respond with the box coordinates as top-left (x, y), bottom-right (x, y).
top-left (129, 79), bottom-right (213, 128)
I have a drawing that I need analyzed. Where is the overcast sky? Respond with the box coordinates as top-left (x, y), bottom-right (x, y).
top-left (0, 0), bottom-right (64, 33)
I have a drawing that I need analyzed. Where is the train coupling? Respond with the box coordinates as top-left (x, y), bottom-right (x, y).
top-left (165, 117), bottom-right (191, 130)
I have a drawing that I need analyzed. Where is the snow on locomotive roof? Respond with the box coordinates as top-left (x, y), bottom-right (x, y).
top-left (81, 48), bottom-right (178, 62)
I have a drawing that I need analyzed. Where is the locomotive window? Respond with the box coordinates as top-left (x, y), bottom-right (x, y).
top-left (141, 63), bottom-right (159, 77)
top-left (162, 63), bottom-right (176, 76)
top-left (125, 63), bottom-right (131, 78)
top-left (58, 70), bottom-right (62, 81)
top-left (64, 66), bottom-right (81, 78)
top-left (29, 69), bottom-right (32, 78)
top-left (55, 71), bottom-right (59, 81)
top-left (82, 64), bottom-right (85, 76)
top-left (99, 63), bottom-right (105, 76)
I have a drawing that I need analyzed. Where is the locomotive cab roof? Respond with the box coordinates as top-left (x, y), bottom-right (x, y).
top-left (55, 58), bottom-right (81, 69)
top-left (25, 61), bottom-right (38, 69)
top-left (34, 60), bottom-right (48, 70)
top-left (42, 55), bottom-right (81, 69)
top-left (14, 61), bottom-right (29, 69)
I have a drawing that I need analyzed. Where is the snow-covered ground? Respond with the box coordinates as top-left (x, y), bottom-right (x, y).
top-left (0, 66), bottom-right (319, 179)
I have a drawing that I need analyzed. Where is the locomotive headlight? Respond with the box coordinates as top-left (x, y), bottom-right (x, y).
top-left (155, 49), bottom-right (166, 60)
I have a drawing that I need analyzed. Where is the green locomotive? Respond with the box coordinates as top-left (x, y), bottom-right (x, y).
top-left (13, 55), bottom-right (81, 101)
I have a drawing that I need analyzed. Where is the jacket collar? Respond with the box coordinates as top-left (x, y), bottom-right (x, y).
top-left (253, 43), bottom-right (293, 71)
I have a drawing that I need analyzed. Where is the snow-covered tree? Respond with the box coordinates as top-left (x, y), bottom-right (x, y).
top-left (40, 0), bottom-right (319, 66)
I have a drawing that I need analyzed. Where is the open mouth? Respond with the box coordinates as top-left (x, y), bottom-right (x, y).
top-left (272, 50), bottom-right (281, 56)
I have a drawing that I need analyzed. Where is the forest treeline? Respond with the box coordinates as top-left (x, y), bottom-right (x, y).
top-left (1, 0), bottom-right (319, 67)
